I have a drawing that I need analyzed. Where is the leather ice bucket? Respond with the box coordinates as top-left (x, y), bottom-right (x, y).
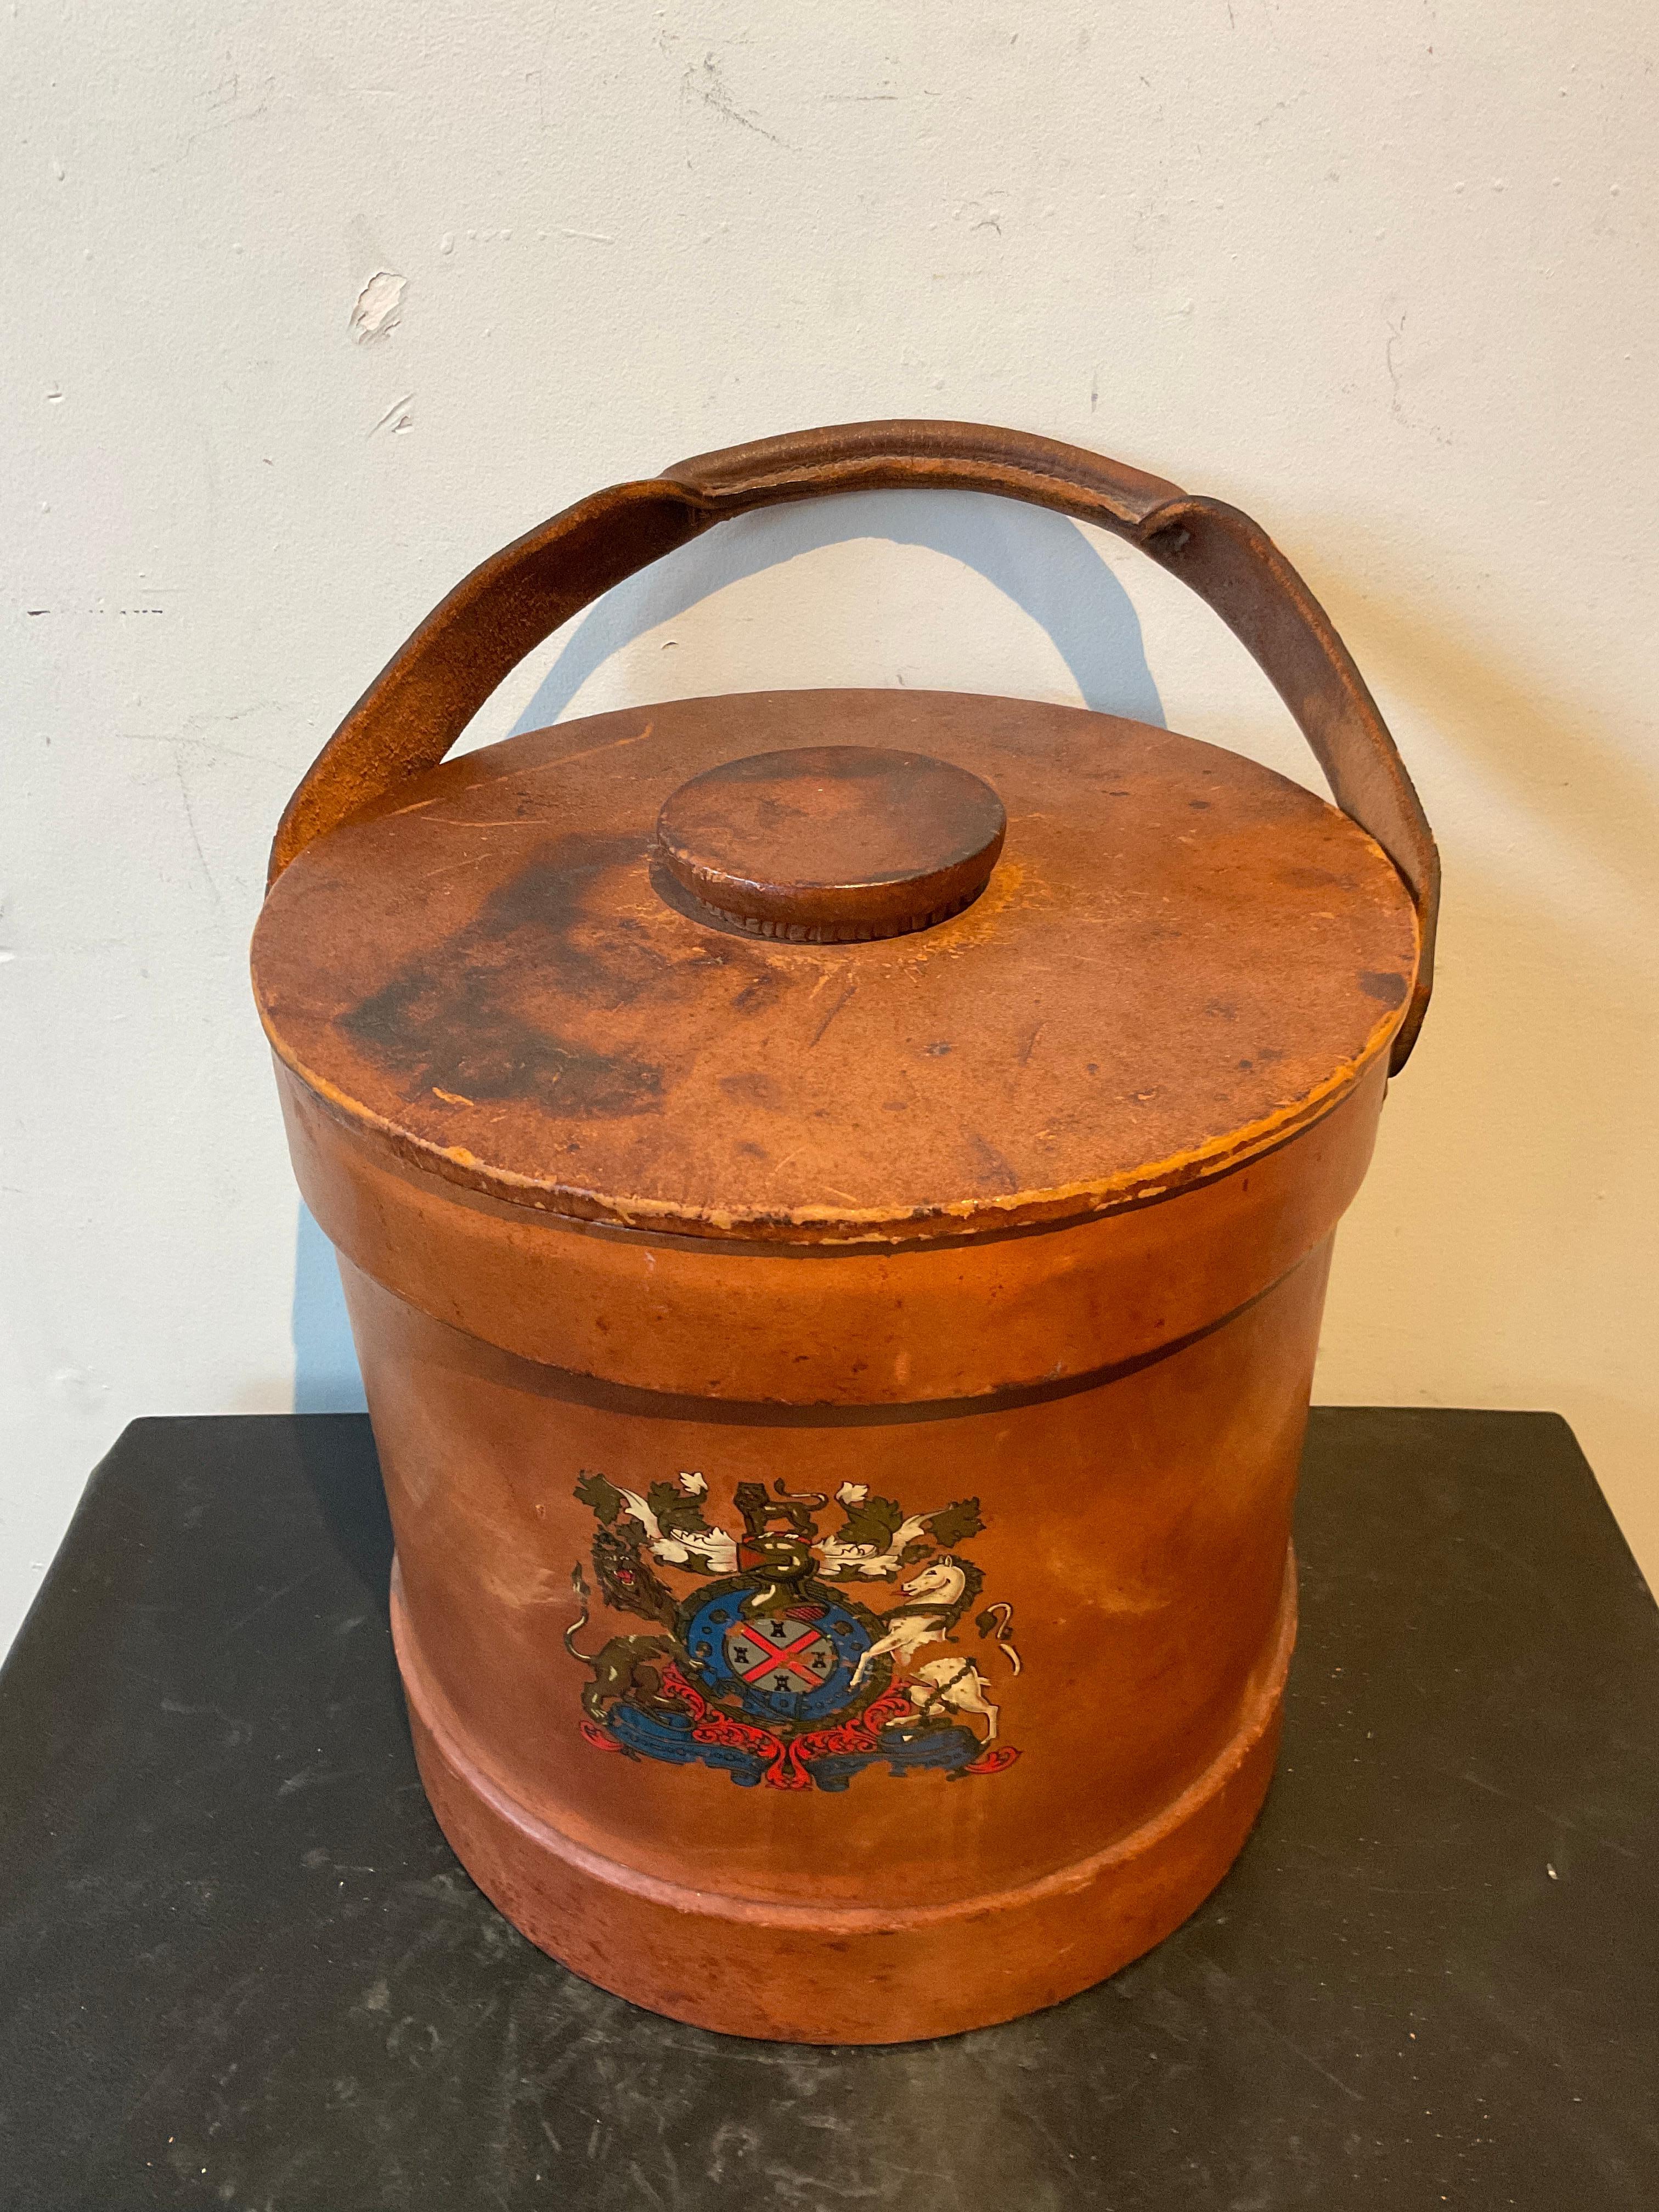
top-left (251, 421), bottom-right (1437, 2042)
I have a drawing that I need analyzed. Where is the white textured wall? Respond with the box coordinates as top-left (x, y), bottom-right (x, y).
top-left (4, 3), bottom-right (1656, 1652)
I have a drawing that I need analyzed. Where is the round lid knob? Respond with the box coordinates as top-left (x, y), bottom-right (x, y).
top-left (654, 744), bottom-right (1007, 943)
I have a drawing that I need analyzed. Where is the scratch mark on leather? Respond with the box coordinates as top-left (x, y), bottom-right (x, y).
top-left (808, 984), bottom-right (857, 1048)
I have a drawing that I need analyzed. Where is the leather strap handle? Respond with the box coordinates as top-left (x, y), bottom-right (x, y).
top-left (269, 419), bottom-right (1437, 1068)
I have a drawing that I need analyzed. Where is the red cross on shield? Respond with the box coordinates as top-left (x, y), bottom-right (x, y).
top-left (724, 1617), bottom-right (836, 1694)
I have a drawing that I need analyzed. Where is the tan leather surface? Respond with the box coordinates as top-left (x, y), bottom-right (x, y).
top-left (265, 419), bottom-right (1438, 1068)
top-left (276, 1053), bottom-right (1385, 1403)
top-left (318, 1071), bottom-right (1361, 2039)
top-left (665, 416), bottom-right (1186, 529)
top-left (653, 743), bottom-right (1007, 942)
top-left (253, 690), bottom-right (1416, 1244)
top-left (347, 1242), bottom-right (1326, 1910)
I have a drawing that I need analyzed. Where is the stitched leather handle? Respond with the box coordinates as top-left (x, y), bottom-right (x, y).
top-left (268, 419), bottom-right (1438, 1067)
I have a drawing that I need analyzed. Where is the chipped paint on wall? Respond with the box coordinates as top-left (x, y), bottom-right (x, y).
top-left (349, 270), bottom-right (406, 344)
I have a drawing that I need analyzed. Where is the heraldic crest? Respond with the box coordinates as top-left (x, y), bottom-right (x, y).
top-left (564, 1470), bottom-right (1024, 1791)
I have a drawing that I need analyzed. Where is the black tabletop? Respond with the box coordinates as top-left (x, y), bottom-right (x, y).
top-left (1, 1409), bottom-right (1655, 2210)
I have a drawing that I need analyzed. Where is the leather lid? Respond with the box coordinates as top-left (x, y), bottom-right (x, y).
top-left (654, 744), bottom-right (1007, 943)
top-left (251, 687), bottom-right (1419, 1244)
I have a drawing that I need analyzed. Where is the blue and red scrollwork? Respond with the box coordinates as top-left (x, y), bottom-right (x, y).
top-left (563, 1468), bottom-right (1024, 1792)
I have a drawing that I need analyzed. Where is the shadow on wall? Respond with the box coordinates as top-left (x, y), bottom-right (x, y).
top-left (505, 488), bottom-right (1166, 734)
top-left (293, 1206), bottom-right (368, 1415)
top-left (290, 492), bottom-right (1165, 1413)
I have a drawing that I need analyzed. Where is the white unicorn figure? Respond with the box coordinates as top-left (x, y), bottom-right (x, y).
top-left (848, 1556), bottom-right (972, 1681)
top-left (849, 1556), bottom-right (1022, 1745)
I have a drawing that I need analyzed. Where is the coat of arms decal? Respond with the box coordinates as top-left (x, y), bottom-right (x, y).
top-left (563, 1471), bottom-right (1023, 1791)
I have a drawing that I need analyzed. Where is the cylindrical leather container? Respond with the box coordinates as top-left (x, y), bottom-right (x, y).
top-left (251, 421), bottom-right (1437, 2043)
